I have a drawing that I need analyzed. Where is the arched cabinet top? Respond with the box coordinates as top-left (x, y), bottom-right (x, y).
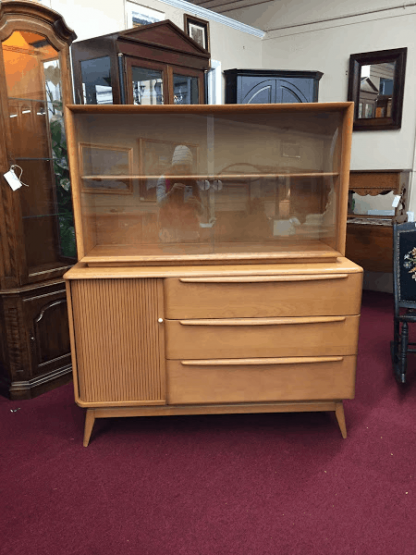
top-left (0, 0), bottom-right (77, 46)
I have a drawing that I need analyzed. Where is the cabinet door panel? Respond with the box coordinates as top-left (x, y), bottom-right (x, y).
top-left (70, 279), bottom-right (165, 405)
top-left (24, 287), bottom-right (71, 378)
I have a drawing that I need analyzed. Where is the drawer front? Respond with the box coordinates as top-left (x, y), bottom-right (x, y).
top-left (164, 273), bottom-right (363, 319)
top-left (165, 315), bottom-right (360, 360)
top-left (167, 356), bottom-right (357, 404)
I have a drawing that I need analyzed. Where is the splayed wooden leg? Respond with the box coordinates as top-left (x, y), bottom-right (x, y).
top-left (335, 402), bottom-right (347, 439)
top-left (83, 409), bottom-right (96, 447)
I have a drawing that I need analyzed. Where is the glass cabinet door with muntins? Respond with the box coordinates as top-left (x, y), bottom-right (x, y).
top-left (0, 0), bottom-right (77, 400)
top-left (2, 29), bottom-right (76, 279)
top-left (67, 103), bottom-right (353, 265)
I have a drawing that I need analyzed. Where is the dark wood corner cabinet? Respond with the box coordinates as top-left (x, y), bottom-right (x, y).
top-left (71, 20), bottom-right (210, 106)
top-left (0, 1), bottom-right (77, 399)
top-left (224, 69), bottom-right (323, 104)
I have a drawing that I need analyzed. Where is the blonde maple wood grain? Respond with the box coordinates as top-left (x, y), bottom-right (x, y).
top-left (66, 102), bottom-right (354, 115)
top-left (81, 172), bottom-right (340, 180)
top-left (335, 103), bottom-right (354, 256)
top-left (70, 278), bottom-right (165, 405)
top-left (178, 275), bottom-right (348, 282)
top-left (64, 258), bottom-right (363, 280)
top-left (166, 356), bottom-right (356, 405)
top-left (165, 315), bottom-right (360, 360)
top-left (65, 281), bottom-right (80, 402)
top-left (82, 400), bottom-right (347, 445)
top-left (65, 106), bottom-right (87, 259)
top-left (83, 409), bottom-right (96, 447)
top-left (164, 272), bottom-right (363, 319)
top-left (91, 401), bottom-right (338, 417)
top-left (180, 357), bottom-right (344, 365)
top-left (335, 401), bottom-right (347, 439)
top-left (82, 241), bottom-right (341, 267)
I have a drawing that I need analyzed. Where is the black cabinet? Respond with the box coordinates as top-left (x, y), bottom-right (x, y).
top-left (224, 69), bottom-right (323, 104)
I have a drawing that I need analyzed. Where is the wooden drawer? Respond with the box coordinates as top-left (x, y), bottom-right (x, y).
top-left (165, 315), bottom-right (360, 360)
top-left (167, 356), bottom-right (356, 404)
top-left (164, 273), bottom-right (363, 319)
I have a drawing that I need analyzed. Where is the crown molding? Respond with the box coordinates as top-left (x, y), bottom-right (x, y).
top-left (156, 0), bottom-right (265, 38)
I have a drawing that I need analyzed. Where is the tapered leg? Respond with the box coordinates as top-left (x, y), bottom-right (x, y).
top-left (335, 402), bottom-right (347, 439)
top-left (83, 409), bottom-right (96, 447)
top-left (392, 319), bottom-right (400, 364)
top-left (399, 321), bottom-right (408, 384)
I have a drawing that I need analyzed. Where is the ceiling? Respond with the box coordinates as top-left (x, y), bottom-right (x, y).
top-left (185, 0), bottom-right (276, 16)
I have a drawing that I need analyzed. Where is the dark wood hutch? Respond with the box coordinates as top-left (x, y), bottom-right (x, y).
top-left (0, 1), bottom-right (77, 399)
top-left (346, 170), bottom-right (409, 273)
top-left (71, 20), bottom-right (211, 106)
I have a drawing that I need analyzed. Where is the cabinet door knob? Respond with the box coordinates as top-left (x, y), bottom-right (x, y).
top-left (158, 318), bottom-right (164, 323)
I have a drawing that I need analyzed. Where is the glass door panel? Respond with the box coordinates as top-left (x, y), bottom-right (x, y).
top-left (2, 30), bottom-right (76, 278)
top-left (173, 74), bottom-right (199, 104)
top-left (72, 108), bottom-right (343, 259)
top-left (80, 56), bottom-right (113, 104)
top-left (131, 66), bottom-right (164, 105)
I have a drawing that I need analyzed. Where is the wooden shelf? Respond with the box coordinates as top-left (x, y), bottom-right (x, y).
top-left (81, 240), bottom-right (340, 267)
top-left (82, 172), bottom-right (339, 181)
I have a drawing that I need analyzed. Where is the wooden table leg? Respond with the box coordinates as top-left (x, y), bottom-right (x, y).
top-left (335, 401), bottom-right (347, 439)
top-left (83, 409), bottom-right (96, 447)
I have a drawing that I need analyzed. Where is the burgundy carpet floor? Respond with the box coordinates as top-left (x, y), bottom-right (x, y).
top-left (1, 290), bottom-right (416, 555)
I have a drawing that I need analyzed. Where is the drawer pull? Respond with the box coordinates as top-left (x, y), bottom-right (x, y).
top-left (179, 274), bottom-right (348, 284)
top-left (181, 356), bottom-right (344, 366)
top-left (178, 316), bottom-right (346, 326)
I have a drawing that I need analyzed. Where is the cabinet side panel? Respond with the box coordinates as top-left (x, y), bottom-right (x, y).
top-left (70, 279), bottom-right (164, 404)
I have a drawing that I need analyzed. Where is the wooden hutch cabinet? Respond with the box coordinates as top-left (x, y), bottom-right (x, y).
top-left (346, 170), bottom-right (410, 273)
top-left (0, 1), bottom-right (77, 399)
top-left (64, 102), bottom-right (363, 446)
top-left (71, 21), bottom-right (210, 106)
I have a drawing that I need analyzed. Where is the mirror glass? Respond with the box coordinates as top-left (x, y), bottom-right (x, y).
top-left (348, 48), bottom-right (407, 131)
top-left (358, 62), bottom-right (395, 119)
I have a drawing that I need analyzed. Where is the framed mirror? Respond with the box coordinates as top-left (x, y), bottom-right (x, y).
top-left (347, 48), bottom-right (407, 131)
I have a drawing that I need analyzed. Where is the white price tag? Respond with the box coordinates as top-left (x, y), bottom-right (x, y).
top-left (4, 169), bottom-right (22, 191)
top-left (392, 195), bottom-right (401, 208)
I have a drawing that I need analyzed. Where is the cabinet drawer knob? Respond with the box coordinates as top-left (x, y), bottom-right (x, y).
top-left (158, 318), bottom-right (164, 323)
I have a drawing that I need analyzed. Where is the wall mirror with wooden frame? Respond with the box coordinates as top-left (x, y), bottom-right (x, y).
top-left (347, 48), bottom-right (407, 131)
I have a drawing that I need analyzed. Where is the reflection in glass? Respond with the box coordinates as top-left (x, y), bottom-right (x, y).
top-left (131, 67), bottom-right (164, 105)
top-left (173, 74), bottom-right (199, 104)
top-left (359, 62), bottom-right (395, 119)
top-left (81, 56), bottom-right (113, 104)
top-left (2, 30), bottom-right (76, 273)
top-left (81, 144), bottom-right (132, 193)
top-left (74, 109), bottom-right (343, 257)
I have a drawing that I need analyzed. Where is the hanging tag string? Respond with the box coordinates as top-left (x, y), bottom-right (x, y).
top-left (10, 164), bottom-right (29, 187)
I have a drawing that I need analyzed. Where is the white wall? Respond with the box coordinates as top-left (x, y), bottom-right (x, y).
top-left (260, 6), bottom-right (416, 175)
top-left (46, 0), bottom-right (262, 92)
top-left (227, 1), bottom-right (416, 200)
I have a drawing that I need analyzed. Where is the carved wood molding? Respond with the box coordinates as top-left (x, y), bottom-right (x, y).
top-left (353, 188), bottom-right (392, 197)
top-left (0, 0), bottom-right (77, 44)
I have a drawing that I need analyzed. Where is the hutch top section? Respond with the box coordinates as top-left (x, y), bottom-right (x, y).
top-left (71, 20), bottom-right (210, 105)
top-left (65, 102), bottom-right (353, 266)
